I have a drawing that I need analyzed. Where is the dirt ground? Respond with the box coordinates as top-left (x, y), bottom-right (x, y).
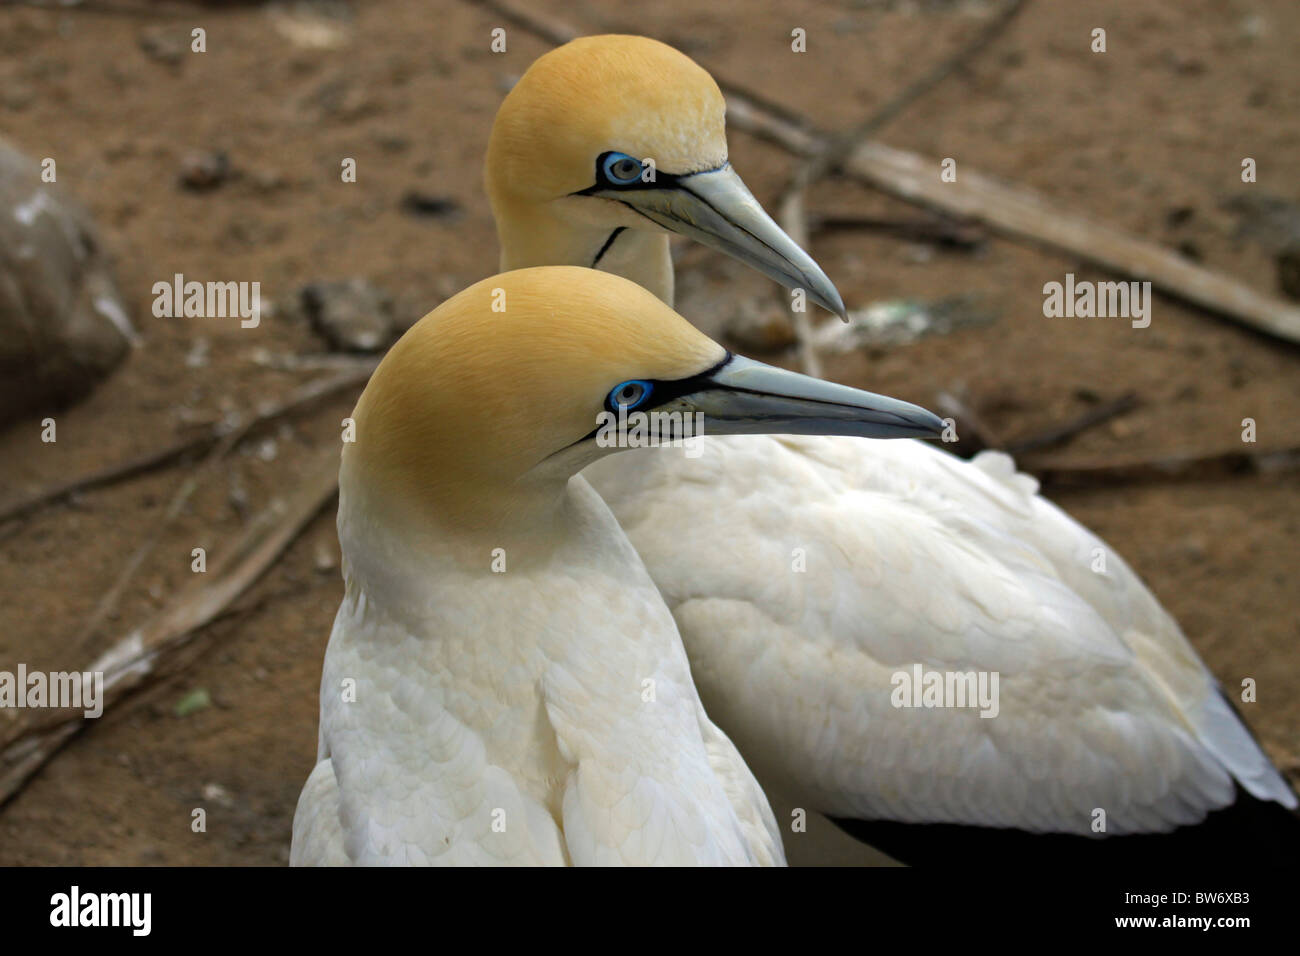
top-left (0, 0), bottom-right (1296, 865)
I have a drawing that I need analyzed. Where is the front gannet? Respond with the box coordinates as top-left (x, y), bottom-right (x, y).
top-left (483, 35), bottom-right (1299, 862)
top-left (290, 266), bottom-right (944, 866)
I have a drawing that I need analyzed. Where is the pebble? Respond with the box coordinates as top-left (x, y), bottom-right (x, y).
top-left (300, 277), bottom-right (397, 353)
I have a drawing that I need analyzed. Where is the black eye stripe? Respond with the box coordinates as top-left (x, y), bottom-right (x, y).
top-left (545, 352), bottom-right (735, 462)
top-left (601, 353), bottom-right (733, 416)
top-left (571, 154), bottom-right (730, 197)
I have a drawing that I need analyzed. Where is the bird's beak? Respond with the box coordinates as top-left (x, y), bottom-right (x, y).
top-left (602, 164), bottom-right (848, 320)
top-left (679, 355), bottom-right (945, 440)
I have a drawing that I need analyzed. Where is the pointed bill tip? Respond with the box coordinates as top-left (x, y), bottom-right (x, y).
top-left (686, 355), bottom-right (948, 442)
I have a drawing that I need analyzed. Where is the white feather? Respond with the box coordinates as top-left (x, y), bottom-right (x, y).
top-left (292, 475), bottom-right (783, 866)
top-left (583, 436), bottom-right (1295, 834)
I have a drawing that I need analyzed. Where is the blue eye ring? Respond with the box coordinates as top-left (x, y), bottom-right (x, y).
top-left (608, 379), bottom-right (653, 410)
top-left (600, 152), bottom-right (644, 186)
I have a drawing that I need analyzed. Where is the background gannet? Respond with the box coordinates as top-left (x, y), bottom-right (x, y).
top-left (290, 266), bottom-right (943, 866)
top-left (482, 35), bottom-right (1299, 863)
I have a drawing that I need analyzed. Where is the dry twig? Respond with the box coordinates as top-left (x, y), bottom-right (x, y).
top-left (1005, 392), bottom-right (1140, 456)
top-left (465, 0), bottom-right (1300, 344)
top-left (0, 448), bottom-right (342, 806)
top-left (0, 362), bottom-right (374, 525)
top-left (774, 0), bottom-right (1030, 237)
top-left (1031, 446), bottom-right (1300, 488)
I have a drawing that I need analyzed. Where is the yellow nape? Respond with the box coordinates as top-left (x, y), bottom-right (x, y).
top-left (346, 266), bottom-right (724, 529)
top-left (485, 34), bottom-right (727, 206)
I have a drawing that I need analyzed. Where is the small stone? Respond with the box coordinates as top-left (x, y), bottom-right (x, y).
top-left (138, 28), bottom-right (185, 66)
top-left (185, 337), bottom-right (210, 369)
top-left (400, 192), bottom-right (463, 221)
top-left (250, 169), bottom-right (287, 193)
top-left (201, 782), bottom-right (235, 808)
top-left (1165, 205), bottom-right (1195, 229)
top-left (314, 537), bottom-right (339, 573)
top-left (179, 151), bottom-right (231, 192)
top-left (1181, 536), bottom-right (1208, 563)
top-left (903, 243), bottom-right (934, 264)
top-left (300, 278), bottom-right (397, 353)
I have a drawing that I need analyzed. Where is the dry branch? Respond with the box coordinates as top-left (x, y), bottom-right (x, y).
top-left (1031, 446), bottom-right (1300, 488)
top-left (809, 213), bottom-right (985, 249)
top-left (775, 195), bottom-right (824, 378)
top-left (1005, 392), bottom-right (1140, 456)
top-left (465, 0), bottom-right (1300, 345)
top-left (775, 0), bottom-right (1029, 235)
top-left (0, 362), bottom-right (374, 525)
top-left (0, 448), bottom-right (342, 806)
top-left (728, 104), bottom-right (1300, 345)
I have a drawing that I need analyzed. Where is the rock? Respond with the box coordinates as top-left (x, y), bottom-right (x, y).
top-left (184, 336), bottom-right (210, 369)
top-left (201, 782), bottom-right (235, 809)
top-left (300, 277), bottom-right (396, 353)
top-left (1221, 193), bottom-right (1300, 253)
top-left (178, 151), bottom-right (231, 192)
top-left (137, 27), bottom-right (185, 66)
top-left (1180, 535), bottom-right (1209, 563)
top-left (400, 191), bottom-right (462, 221)
top-left (313, 534), bottom-right (339, 574)
top-left (268, 3), bottom-right (352, 51)
top-left (0, 138), bottom-right (134, 427)
top-left (1165, 205), bottom-right (1195, 229)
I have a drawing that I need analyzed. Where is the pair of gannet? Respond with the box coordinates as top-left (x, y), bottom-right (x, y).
top-left (290, 267), bottom-right (940, 864)
top-left (294, 34), bottom-right (1297, 865)
top-left (480, 36), bottom-right (1298, 862)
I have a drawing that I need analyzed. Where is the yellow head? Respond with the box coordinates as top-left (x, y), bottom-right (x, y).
top-left (346, 266), bottom-right (721, 532)
top-left (344, 266), bottom-right (940, 537)
top-left (486, 35), bottom-right (726, 207)
top-left (484, 35), bottom-right (845, 317)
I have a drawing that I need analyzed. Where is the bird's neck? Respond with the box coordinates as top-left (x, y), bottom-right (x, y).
top-left (336, 448), bottom-right (588, 619)
top-left (335, 464), bottom-right (649, 642)
top-left (495, 201), bottom-right (675, 306)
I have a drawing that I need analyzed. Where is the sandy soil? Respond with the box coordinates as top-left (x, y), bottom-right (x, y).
top-left (0, 0), bottom-right (1296, 865)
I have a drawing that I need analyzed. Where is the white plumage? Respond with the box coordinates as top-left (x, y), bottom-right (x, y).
top-left (296, 34), bottom-right (1295, 867)
top-left (585, 436), bottom-right (1294, 834)
top-left (483, 35), bottom-right (1296, 852)
top-left (291, 268), bottom-right (826, 866)
top-left (293, 477), bottom-right (782, 865)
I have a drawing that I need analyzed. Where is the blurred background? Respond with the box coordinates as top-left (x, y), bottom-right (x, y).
top-left (0, 0), bottom-right (1296, 864)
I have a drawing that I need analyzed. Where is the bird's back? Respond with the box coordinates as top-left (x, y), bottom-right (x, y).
top-left (583, 435), bottom-right (1296, 838)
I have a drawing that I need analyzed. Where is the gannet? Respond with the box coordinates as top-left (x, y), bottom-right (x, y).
top-left (290, 266), bottom-right (945, 866)
top-left (482, 35), bottom-right (1299, 862)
